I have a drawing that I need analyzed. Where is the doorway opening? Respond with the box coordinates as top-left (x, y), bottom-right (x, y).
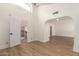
top-left (21, 19), bottom-right (28, 43)
top-left (45, 16), bottom-right (75, 50)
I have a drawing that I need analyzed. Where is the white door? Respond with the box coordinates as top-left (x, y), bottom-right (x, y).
top-left (10, 15), bottom-right (21, 47)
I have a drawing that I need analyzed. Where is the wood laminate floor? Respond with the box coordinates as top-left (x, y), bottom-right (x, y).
top-left (0, 36), bottom-right (79, 56)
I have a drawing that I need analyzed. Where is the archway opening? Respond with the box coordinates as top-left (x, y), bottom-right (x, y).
top-left (45, 16), bottom-right (75, 50)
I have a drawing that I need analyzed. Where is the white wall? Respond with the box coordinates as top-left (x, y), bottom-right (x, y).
top-left (37, 4), bottom-right (76, 42)
top-left (0, 3), bottom-right (79, 53)
top-left (0, 3), bottom-right (33, 49)
top-left (54, 18), bottom-right (74, 37)
top-left (46, 17), bottom-right (74, 37)
top-left (36, 3), bottom-right (79, 52)
top-left (0, 6), bottom-right (9, 49)
top-left (30, 5), bottom-right (46, 42)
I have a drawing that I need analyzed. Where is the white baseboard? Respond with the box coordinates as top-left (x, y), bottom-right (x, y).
top-left (0, 44), bottom-right (9, 49)
top-left (27, 38), bottom-right (49, 43)
top-left (73, 48), bottom-right (79, 53)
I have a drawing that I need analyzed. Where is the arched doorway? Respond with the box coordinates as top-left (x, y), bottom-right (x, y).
top-left (45, 16), bottom-right (75, 50)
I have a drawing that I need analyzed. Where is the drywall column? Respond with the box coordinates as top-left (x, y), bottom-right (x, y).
top-left (26, 11), bottom-right (37, 42)
top-left (30, 5), bottom-right (41, 41)
top-left (73, 14), bottom-right (79, 53)
top-left (69, 9), bottom-right (79, 53)
top-left (28, 5), bottom-right (48, 42)
top-left (27, 5), bottom-right (39, 42)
